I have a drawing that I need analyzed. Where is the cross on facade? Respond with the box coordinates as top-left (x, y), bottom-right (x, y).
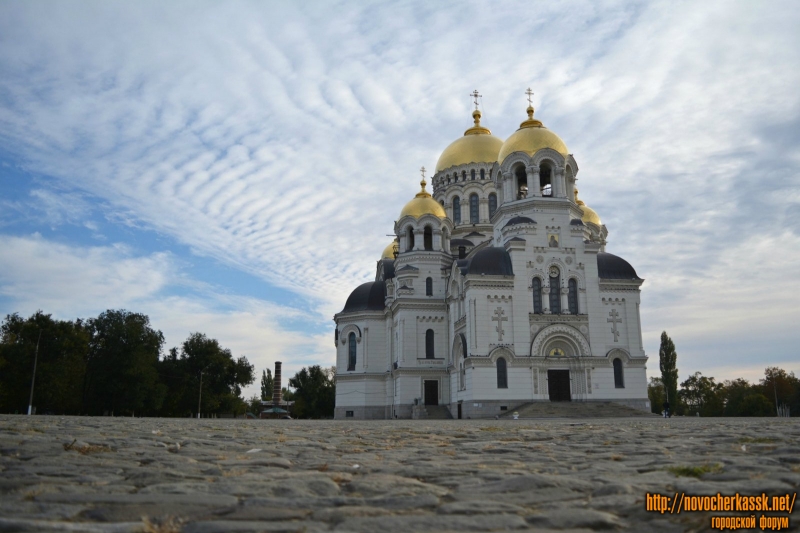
top-left (470, 89), bottom-right (481, 110)
top-left (525, 87), bottom-right (534, 105)
top-left (492, 307), bottom-right (508, 341)
top-left (607, 309), bottom-right (621, 342)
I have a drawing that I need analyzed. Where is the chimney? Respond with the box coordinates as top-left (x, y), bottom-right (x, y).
top-left (272, 361), bottom-right (282, 406)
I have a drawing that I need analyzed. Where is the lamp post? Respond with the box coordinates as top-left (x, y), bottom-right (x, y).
top-left (197, 365), bottom-right (210, 419)
top-left (27, 330), bottom-right (42, 416)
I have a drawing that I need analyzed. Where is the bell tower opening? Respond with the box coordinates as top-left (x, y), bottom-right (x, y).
top-left (540, 163), bottom-right (552, 197)
top-left (514, 164), bottom-right (527, 200)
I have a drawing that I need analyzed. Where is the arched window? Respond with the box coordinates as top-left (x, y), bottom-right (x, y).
top-left (453, 197), bottom-right (461, 224)
top-left (540, 163), bottom-right (552, 196)
top-left (458, 246), bottom-right (466, 259)
top-left (613, 358), bottom-right (624, 388)
top-left (514, 164), bottom-right (528, 199)
top-left (532, 277), bottom-right (543, 314)
top-left (406, 226), bottom-right (415, 251)
top-left (469, 194), bottom-right (479, 223)
top-left (425, 329), bottom-right (435, 359)
top-left (480, 169), bottom-right (485, 180)
top-left (568, 278), bottom-right (578, 314)
top-left (426, 277), bottom-right (433, 296)
top-left (549, 268), bottom-right (561, 314)
top-left (423, 226), bottom-right (433, 251)
top-left (348, 333), bottom-right (356, 371)
top-left (488, 193), bottom-right (497, 218)
top-left (462, 171), bottom-right (467, 181)
top-left (496, 357), bottom-right (508, 388)
top-left (470, 169), bottom-right (476, 180)
top-left (460, 362), bottom-right (465, 390)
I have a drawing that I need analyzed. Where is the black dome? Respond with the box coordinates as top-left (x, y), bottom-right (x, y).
top-left (597, 252), bottom-right (640, 280)
top-left (503, 216), bottom-right (536, 228)
top-left (342, 281), bottom-right (386, 313)
top-left (466, 247), bottom-right (514, 276)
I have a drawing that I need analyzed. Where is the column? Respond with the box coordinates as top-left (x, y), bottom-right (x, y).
top-left (528, 166), bottom-right (541, 197)
top-left (413, 229), bottom-right (423, 251)
top-left (555, 167), bottom-right (566, 198)
top-left (433, 229), bottom-right (442, 251)
top-left (561, 287), bottom-right (570, 314)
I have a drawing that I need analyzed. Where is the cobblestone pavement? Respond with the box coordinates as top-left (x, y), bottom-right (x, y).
top-left (0, 415), bottom-right (798, 532)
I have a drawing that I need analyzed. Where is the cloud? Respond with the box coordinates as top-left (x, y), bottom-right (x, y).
top-left (0, 1), bottom-right (799, 383)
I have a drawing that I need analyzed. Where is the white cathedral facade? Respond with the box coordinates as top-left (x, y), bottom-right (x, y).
top-left (333, 95), bottom-right (650, 419)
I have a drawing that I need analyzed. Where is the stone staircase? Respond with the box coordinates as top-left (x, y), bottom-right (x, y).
top-left (412, 404), bottom-right (453, 419)
top-left (501, 401), bottom-right (655, 419)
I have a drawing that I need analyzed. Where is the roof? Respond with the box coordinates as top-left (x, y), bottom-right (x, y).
top-left (569, 219), bottom-right (584, 226)
top-left (596, 252), bottom-right (641, 280)
top-left (465, 247), bottom-right (514, 276)
top-left (504, 216), bottom-right (536, 228)
top-left (450, 238), bottom-right (474, 247)
top-left (379, 259), bottom-right (395, 280)
top-left (341, 281), bottom-right (386, 313)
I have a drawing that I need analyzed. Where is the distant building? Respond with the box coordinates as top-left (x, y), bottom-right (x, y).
top-left (334, 95), bottom-right (649, 419)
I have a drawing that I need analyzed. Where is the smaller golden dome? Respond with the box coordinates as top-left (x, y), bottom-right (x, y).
top-left (435, 109), bottom-right (503, 172)
top-left (575, 189), bottom-right (602, 226)
top-left (497, 105), bottom-right (568, 162)
top-left (382, 240), bottom-right (398, 260)
top-left (399, 177), bottom-right (447, 219)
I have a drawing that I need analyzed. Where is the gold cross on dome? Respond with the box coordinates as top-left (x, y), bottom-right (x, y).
top-left (470, 90), bottom-right (481, 110)
top-left (420, 166), bottom-right (426, 179)
top-left (525, 88), bottom-right (534, 105)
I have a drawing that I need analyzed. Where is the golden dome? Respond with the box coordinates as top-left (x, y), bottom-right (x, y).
top-left (382, 240), bottom-right (398, 259)
top-left (575, 189), bottom-right (601, 226)
top-left (497, 105), bottom-right (568, 162)
top-left (399, 177), bottom-right (447, 219)
top-left (435, 109), bottom-right (503, 172)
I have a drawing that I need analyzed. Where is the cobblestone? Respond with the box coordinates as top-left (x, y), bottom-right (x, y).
top-left (0, 415), bottom-right (798, 531)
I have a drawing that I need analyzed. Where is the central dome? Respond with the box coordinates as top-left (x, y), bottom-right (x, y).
top-left (435, 110), bottom-right (503, 172)
top-left (399, 178), bottom-right (447, 219)
top-left (497, 106), bottom-right (568, 162)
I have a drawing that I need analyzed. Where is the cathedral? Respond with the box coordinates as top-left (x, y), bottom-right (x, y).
top-left (333, 91), bottom-right (650, 419)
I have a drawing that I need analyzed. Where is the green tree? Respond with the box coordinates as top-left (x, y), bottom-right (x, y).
top-left (738, 393), bottom-right (774, 416)
top-left (84, 310), bottom-right (166, 416)
top-left (0, 312), bottom-right (89, 415)
top-left (647, 376), bottom-right (665, 415)
top-left (759, 367), bottom-right (799, 416)
top-left (721, 378), bottom-right (756, 416)
top-left (679, 372), bottom-right (724, 416)
top-left (160, 333), bottom-right (254, 417)
top-left (659, 331), bottom-right (679, 411)
top-left (261, 368), bottom-right (273, 401)
top-left (288, 365), bottom-right (335, 418)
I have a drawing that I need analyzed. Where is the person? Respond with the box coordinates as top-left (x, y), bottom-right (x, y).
top-left (663, 400), bottom-right (670, 418)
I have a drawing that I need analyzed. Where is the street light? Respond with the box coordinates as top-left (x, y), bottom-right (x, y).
top-left (27, 330), bottom-right (42, 416)
top-left (197, 365), bottom-right (210, 419)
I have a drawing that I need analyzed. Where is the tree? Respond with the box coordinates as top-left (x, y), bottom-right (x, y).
top-left (759, 367), bottom-right (799, 416)
top-left (647, 376), bottom-right (665, 415)
top-left (84, 310), bottom-right (166, 416)
top-left (659, 331), bottom-right (679, 411)
top-left (0, 312), bottom-right (89, 415)
top-left (261, 368), bottom-right (273, 401)
top-left (679, 372), bottom-right (724, 416)
top-left (288, 365), bottom-right (335, 418)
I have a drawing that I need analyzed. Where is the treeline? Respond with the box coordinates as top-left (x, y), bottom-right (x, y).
top-left (651, 331), bottom-right (798, 417)
top-left (0, 310), bottom-right (254, 417)
top-left (248, 365), bottom-right (335, 419)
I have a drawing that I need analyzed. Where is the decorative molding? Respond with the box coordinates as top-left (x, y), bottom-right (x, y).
top-left (530, 323), bottom-right (592, 357)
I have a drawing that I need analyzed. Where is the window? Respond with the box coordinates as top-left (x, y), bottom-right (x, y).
top-left (540, 164), bottom-right (552, 196)
top-left (406, 226), bottom-right (414, 251)
top-left (488, 193), bottom-right (497, 218)
top-left (532, 277), bottom-right (543, 314)
top-left (470, 169), bottom-right (476, 180)
top-left (424, 226), bottom-right (433, 250)
top-left (453, 197), bottom-right (461, 224)
top-left (347, 332), bottom-right (356, 371)
top-left (549, 268), bottom-right (561, 314)
top-left (497, 357), bottom-right (508, 388)
top-left (514, 165), bottom-right (527, 199)
top-left (462, 171), bottom-right (467, 181)
top-left (469, 194), bottom-right (479, 223)
top-left (426, 277), bottom-right (433, 296)
top-left (568, 278), bottom-right (578, 314)
top-left (460, 362), bottom-right (465, 390)
top-left (613, 358), bottom-right (624, 388)
top-left (345, 410), bottom-right (354, 417)
top-left (425, 329), bottom-right (435, 359)
top-left (480, 169), bottom-right (485, 180)
top-left (458, 246), bottom-right (466, 259)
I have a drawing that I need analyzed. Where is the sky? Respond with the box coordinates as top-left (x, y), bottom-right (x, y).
top-left (1, 0), bottom-right (799, 399)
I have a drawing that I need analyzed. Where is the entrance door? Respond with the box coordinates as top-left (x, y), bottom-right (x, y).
top-left (548, 370), bottom-right (571, 402)
top-left (424, 380), bottom-right (439, 406)
top-left (457, 402), bottom-right (462, 419)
